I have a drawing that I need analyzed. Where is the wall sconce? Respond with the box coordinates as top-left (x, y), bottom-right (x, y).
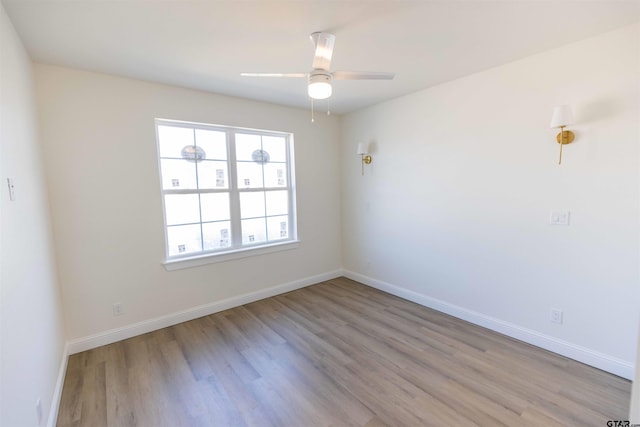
top-left (550, 105), bottom-right (575, 165)
top-left (356, 142), bottom-right (372, 176)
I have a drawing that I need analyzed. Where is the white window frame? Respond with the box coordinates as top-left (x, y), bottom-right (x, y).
top-left (155, 119), bottom-right (299, 270)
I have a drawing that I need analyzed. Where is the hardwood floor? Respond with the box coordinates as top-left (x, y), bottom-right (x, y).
top-left (57, 277), bottom-right (631, 426)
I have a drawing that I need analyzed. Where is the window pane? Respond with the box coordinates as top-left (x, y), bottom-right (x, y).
top-left (267, 215), bottom-right (289, 241)
top-left (160, 159), bottom-right (197, 190)
top-left (266, 190), bottom-right (288, 216)
top-left (240, 192), bottom-right (265, 219)
top-left (158, 126), bottom-right (194, 158)
top-left (202, 221), bottom-right (232, 250)
top-left (264, 163), bottom-right (287, 188)
top-left (165, 194), bottom-right (200, 225)
top-left (262, 136), bottom-right (287, 162)
top-left (197, 160), bottom-right (229, 189)
top-left (195, 129), bottom-right (227, 160)
top-left (200, 193), bottom-right (230, 222)
top-left (167, 224), bottom-right (202, 256)
top-left (237, 162), bottom-right (264, 189)
top-left (241, 218), bottom-right (267, 245)
top-left (236, 133), bottom-right (262, 161)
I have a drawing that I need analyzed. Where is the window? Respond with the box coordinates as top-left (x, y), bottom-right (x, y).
top-left (155, 119), bottom-right (297, 268)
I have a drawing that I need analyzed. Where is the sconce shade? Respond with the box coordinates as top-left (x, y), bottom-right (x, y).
top-left (550, 105), bottom-right (574, 128)
top-left (356, 142), bottom-right (369, 155)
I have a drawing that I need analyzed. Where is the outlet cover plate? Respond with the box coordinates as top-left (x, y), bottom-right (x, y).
top-left (113, 303), bottom-right (124, 316)
top-left (550, 308), bottom-right (563, 324)
top-left (550, 210), bottom-right (570, 225)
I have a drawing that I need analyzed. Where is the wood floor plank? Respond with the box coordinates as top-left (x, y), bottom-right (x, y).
top-left (122, 335), bottom-right (163, 427)
top-left (57, 278), bottom-right (631, 427)
top-left (104, 342), bottom-right (136, 427)
top-left (80, 361), bottom-right (107, 427)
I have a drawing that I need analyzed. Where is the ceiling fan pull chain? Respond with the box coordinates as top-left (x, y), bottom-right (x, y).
top-left (327, 98), bottom-right (331, 116)
top-left (311, 98), bottom-right (315, 123)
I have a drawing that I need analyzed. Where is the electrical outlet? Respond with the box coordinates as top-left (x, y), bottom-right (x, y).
top-left (36, 398), bottom-right (42, 425)
top-left (550, 308), bottom-right (563, 324)
top-left (113, 302), bottom-right (124, 316)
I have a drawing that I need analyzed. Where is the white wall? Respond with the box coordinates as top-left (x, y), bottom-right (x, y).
top-left (341, 24), bottom-right (640, 378)
top-left (0, 3), bottom-right (66, 427)
top-left (34, 65), bottom-right (342, 344)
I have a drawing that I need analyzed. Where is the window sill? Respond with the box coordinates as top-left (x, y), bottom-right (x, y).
top-left (163, 240), bottom-right (300, 271)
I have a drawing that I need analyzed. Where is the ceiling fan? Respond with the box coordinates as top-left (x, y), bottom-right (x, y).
top-left (241, 32), bottom-right (395, 101)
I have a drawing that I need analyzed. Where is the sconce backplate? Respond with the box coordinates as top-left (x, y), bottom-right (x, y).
top-left (363, 155), bottom-right (372, 164)
top-left (556, 130), bottom-right (575, 145)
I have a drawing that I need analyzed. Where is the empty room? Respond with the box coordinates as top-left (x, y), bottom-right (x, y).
top-left (1, 1), bottom-right (640, 426)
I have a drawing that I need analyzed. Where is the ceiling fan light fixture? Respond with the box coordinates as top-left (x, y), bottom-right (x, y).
top-left (308, 73), bottom-right (332, 99)
top-left (240, 32), bottom-right (394, 103)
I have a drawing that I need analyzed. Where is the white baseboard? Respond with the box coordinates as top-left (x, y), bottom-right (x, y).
top-left (47, 342), bottom-right (69, 427)
top-left (64, 268), bottom-right (633, 378)
top-left (51, 268), bottom-right (632, 427)
top-left (343, 270), bottom-right (634, 380)
top-left (66, 270), bottom-right (343, 355)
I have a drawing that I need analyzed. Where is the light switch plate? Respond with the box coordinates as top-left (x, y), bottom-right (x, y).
top-left (550, 210), bottom-right (570, 225)
top-left (7, 178), bottom-right (15, 201)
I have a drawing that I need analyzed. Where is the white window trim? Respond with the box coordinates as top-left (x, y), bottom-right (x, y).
top-left (155, 119), bottom-right (298, 269)
top-left (163, 240), bottom-right (300, 271)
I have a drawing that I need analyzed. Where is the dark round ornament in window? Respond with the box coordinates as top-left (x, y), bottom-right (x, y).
top-left (181, 145), bottom-right (206, 162)
top-left (252, 149), bottom-right (270, 164)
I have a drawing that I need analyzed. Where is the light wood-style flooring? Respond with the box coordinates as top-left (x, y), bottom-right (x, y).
top-left (57, 277), bottom-right (631, 426)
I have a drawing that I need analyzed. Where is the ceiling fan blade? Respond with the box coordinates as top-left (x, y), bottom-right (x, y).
top-left (332, 71), bottom-right (395, 80)
top-left (310, 32), bottom-right (336, 71)
top-left (240, 73), bottom-right (307, 78)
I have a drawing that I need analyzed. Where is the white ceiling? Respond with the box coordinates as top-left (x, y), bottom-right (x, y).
top-left (3, 0), bottom-right (640, 114)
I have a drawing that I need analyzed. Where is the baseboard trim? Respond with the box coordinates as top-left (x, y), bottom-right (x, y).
top-left (47, 342), bottom-right (69, 427)
top-left (64, 268), bottom-right (633, 378)
top-left (67, 270), bottom-right (343, 355)
top-left (343, 270), bottom-right (634, 380)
